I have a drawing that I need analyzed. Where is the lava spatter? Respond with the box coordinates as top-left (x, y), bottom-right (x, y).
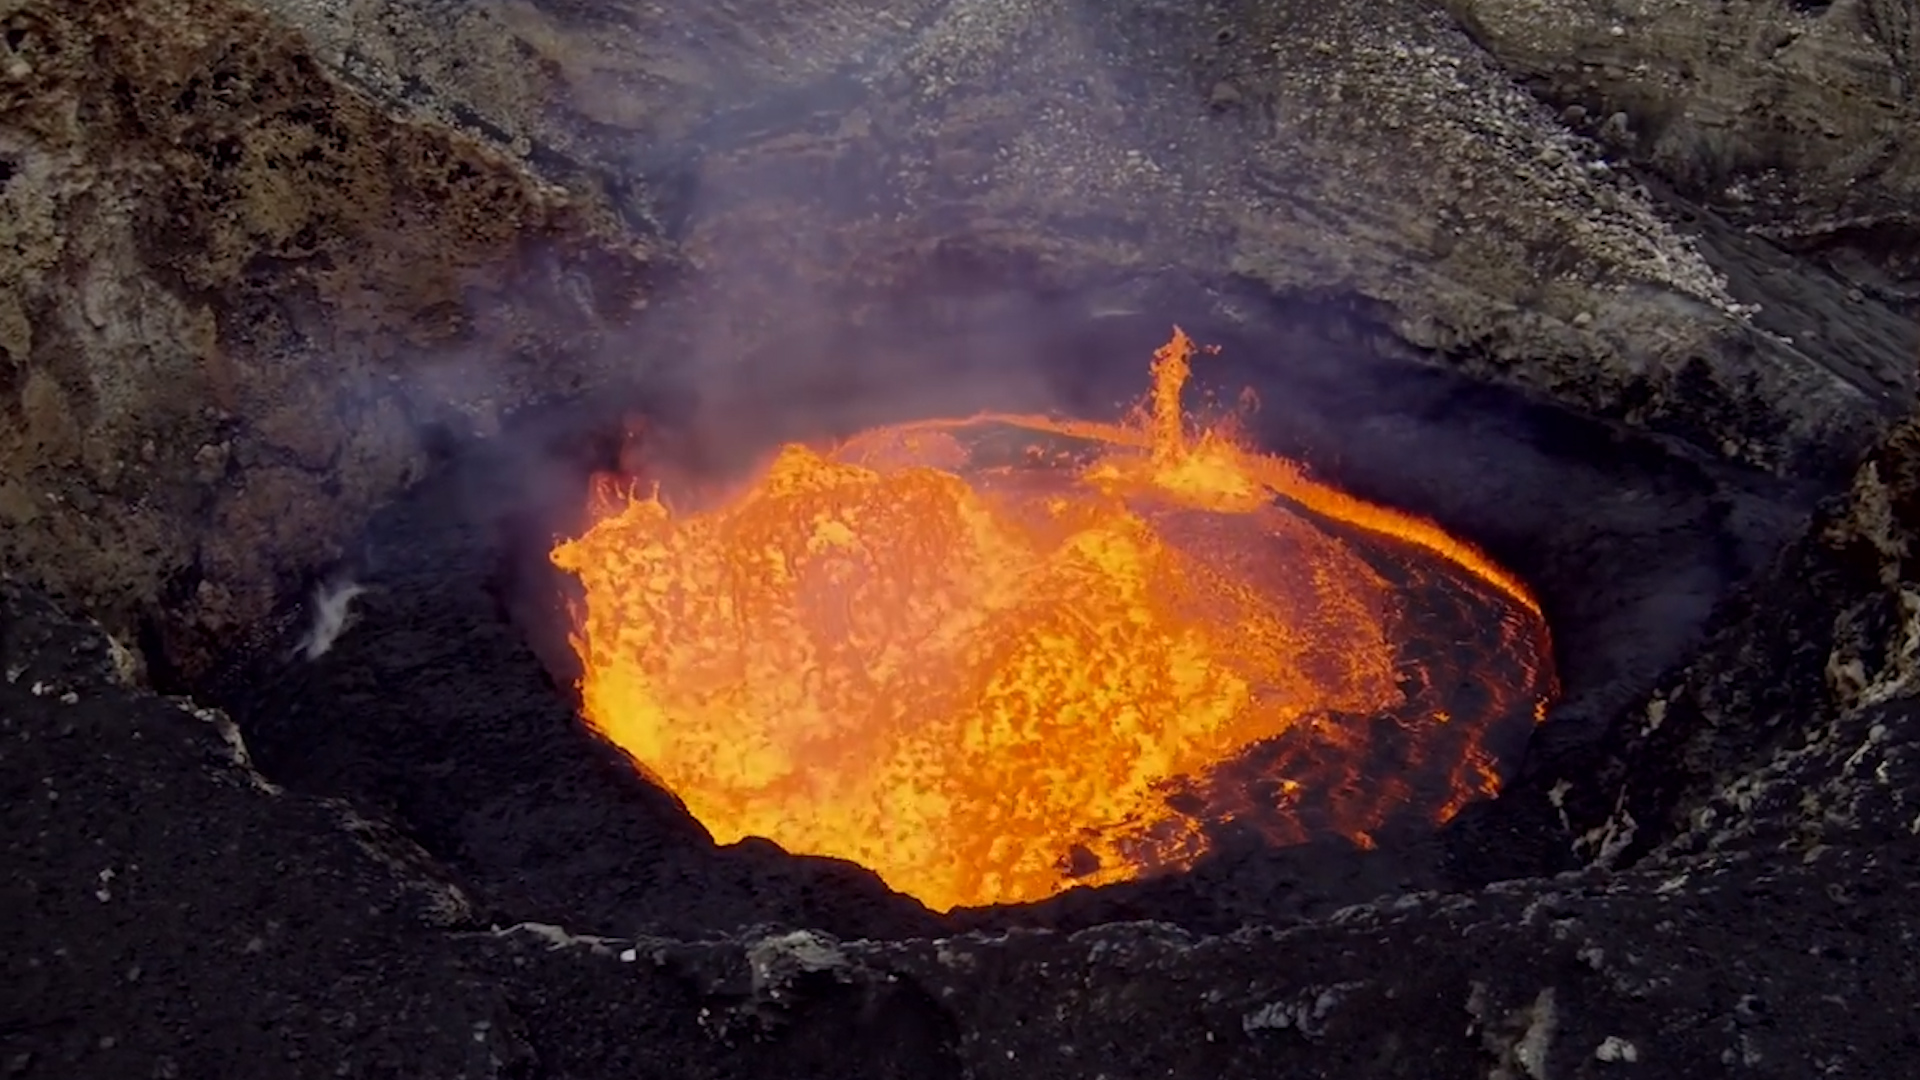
top-left (552, 329), bottom-right (1554, 911)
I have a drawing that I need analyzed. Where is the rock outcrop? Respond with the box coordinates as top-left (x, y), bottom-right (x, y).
top-left (1562, 412), bottom-right (1920, 868)
top-left (0, 0), bottom-right (658, 674)
top-left (1447, 0), bottom-right (1920, 310)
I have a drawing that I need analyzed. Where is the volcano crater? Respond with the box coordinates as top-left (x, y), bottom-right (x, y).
top-left (197, 282), bottom-right (1817, 941)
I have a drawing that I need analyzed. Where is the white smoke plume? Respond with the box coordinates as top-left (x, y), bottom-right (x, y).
top-left (291, 577), bottom-right (371, 661)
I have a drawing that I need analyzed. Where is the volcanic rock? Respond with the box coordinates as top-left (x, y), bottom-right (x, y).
top-left (1445, 0), bottom-right (1920, 310)
top-left (1558, 413), bottom-right (1920, 867)
top-left (9, 430), bottom-right (1920, 1074)
top-left (0, 0), bottom-right (659, 676)
top-left (262, 0), bottom-right (1915, 478)
top-left (4, 0), bottom-right (1920, 1077)
top-left (4, 0), bottom-right (1916, 679)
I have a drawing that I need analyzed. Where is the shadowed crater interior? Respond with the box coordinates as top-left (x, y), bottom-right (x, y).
top-left (195, 277), bottom-right (1818, 940)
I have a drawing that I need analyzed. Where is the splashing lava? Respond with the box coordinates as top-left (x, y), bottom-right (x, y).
top-left (552, 329), bottom-right (1555, 911)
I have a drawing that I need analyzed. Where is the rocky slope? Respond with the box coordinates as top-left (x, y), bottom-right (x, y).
top-left (0, 0), bottom-right (659, 676)
top-left (1446, 0), bottom-right (1920, 310)
top-left (264, 0), bottom-right (1914, 475)
top-left (3, 0), bottom-right (1916, 678)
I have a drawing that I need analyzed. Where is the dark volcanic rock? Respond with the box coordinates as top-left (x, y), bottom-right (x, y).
top-left (265, 0), bottom-right (1917, 481)
top-left (1446, 0), bottom-right (1920, 311)
top-left (0, 580), bottom-right (507, 1079)
top-left (841, 841), bottom-right (1920, 1078)
top-left (5, 0), bottom-right (1915, 686)
top-left (8, 573), bottom-right (1920, 1078)
top-left (0, 0), bottom-right (659, 677)
top-left (1550, 414), bottom-right (1920, 873)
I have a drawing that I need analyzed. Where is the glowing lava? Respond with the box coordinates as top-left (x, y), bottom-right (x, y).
top-left (552, 329), bottom-right (1555, 911)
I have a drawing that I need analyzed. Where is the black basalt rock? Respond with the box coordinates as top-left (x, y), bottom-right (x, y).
top-left (8, 571), bottom-right (1920, 1077)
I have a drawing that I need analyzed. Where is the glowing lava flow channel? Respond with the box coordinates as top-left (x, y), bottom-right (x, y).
top-left (552, 329), bottom-right (1556, 911)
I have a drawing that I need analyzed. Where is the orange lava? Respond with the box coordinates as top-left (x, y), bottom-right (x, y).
top-left (552, 329), bottom-right (1555, 911)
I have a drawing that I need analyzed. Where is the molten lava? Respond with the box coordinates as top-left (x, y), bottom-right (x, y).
top-left (552, 329), bottom-right (1555, 911)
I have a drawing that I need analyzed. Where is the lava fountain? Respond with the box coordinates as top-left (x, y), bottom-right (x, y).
top-left (552, 329), bottom-right (1556, 911)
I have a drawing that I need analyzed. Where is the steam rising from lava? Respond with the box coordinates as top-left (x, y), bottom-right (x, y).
top-left (552, 329), bottom-right (1555, 911)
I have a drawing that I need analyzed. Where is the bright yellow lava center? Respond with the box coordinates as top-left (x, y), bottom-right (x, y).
top-left (552, 328), bottom-right (1551, 911)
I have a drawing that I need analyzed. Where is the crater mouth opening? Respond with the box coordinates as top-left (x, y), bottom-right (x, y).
top-left (197, 279), bottom-right (1817, 939)
top-left (548, 327), bottom-right (1556, 913)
